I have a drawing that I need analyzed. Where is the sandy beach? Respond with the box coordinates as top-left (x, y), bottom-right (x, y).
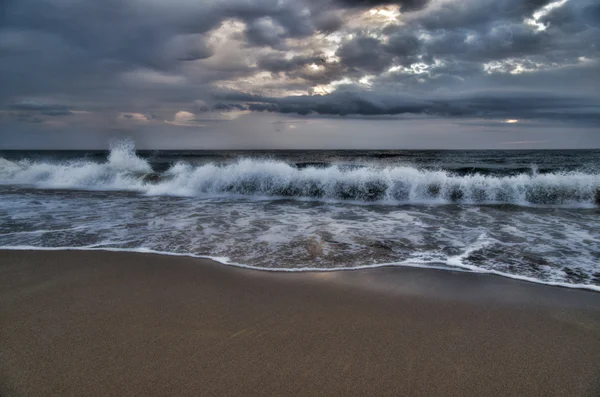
top-left (1, 250), bottom-right (599, 397)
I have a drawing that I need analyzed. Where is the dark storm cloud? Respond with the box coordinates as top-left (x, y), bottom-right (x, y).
top-left (413, 0), bottom-right (552, 30)
top-left (331, 32), bottom-right (422, 74)
top-left (167, 35), bottom-right (213, 61)
top-left (214, 90), bottom-right (269, 103)
top-left (7, 101), bottom-right (74, 118)
top-left (1, 0), bottom-right (600, 146)
top-left (242, 2), bottom-right (317, 48)
top-left (254, 0), bottom-right (597, 93)
top-left (422, 23), bottom-right (545, 62)
top-left (199, 0), bottom-right (600, 125)
top-left (223, 88), bottom-right (600, 123)
top-left (16, 115), bottom-right (44, 124)
top-left (540, 2), bottom-right (600, 34)
top-left (386, 33), bottom-right (421, 57)
top-left (39, 109), bottom-right (73, 116)
top-left (540, 4), bottom-right (583, 32)
top-left (583, 3), bottom-right (600, 25)
top-left (245, 17), bottom-right (288, 47)
top-left (212, 103), bottom-right (248, 111)
top-left (3, 0), bottom-right (210, 70)
top-left (0, 0), bottom-right (321, 103)
top-left (4, 0), bottom-right (315, 63)
top-left (336, 36), bottom-right (394, 73)
top-left (313, 12), bottom-right (345, 33)
top-left (258, 54), bottom-right (324, 73)
top-left (9, 101), bottom-right (71, 113)
top-left (255, 53), bottom-right (350, 88)
top-left (334, 0), bottom-right (429, 12)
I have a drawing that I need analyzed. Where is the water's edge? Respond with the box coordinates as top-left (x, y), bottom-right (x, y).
top-left (3, 245), bottom-right (599, 293)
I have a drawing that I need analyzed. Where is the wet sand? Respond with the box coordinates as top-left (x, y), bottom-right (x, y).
top-left (1, 250), bottom-right (599, 397)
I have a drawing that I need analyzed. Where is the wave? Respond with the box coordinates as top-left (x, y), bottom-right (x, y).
top-left (3, 246), bottom-right (600, 292)
top-left (1, 141), bottom-right (599, 206)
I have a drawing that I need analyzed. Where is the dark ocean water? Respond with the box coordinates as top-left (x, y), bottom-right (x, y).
top-left (1, 141), bottom-right (599, 290)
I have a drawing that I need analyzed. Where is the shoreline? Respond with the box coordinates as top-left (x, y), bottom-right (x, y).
top-left (2, 246), bottom-right (600, 293)
top-left (1, 250), bottom-right (600, 396)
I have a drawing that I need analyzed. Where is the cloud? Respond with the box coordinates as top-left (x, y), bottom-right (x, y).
top-left (313, 12), bottom-right (344, 33)
top-left (336, 36), bottom-right (394, 73)
top-left (257, 54), bottom-right (324, 73)
top-left (119, 113), bottom-right (149, 121)
top-left (333, 0), bottom-right (430, 12)
top-left (235, 88), bottom-right (600, 122)
top-left (412, 0), bottom-right (554, 30)
top-left (1, 0), bottom-right (599, 147)
top-left (7, 100), bottom-right (74, 118)
top-left (121, 69), bottom-right (187, 86)
top-left (164, 111), bottom-right (206, 127)
top-left (162, 34), bottom-right (213, 62)
top-left (9, 100), bottom-right (70, 112)
top-left (245, 17), bottom-right (288, 48)
top-left (39, 109), bottom-right (73, 116)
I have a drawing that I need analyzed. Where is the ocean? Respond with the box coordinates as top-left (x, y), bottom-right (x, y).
top-left (1, 140), bottom-right (599, 290)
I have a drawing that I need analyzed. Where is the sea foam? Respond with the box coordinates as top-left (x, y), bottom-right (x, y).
top-left (1, 141), bottom-right (599, 206)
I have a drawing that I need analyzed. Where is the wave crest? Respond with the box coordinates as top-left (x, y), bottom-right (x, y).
top-left (1, 143), bottom-right (599, 206)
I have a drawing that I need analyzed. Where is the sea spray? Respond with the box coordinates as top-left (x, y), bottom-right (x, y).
top-left (1, 144), bottom-right (600, 289)
top-left (0, 141), bottom-right (599, 206)
top-left (107, 139), bottom-right (152, 174)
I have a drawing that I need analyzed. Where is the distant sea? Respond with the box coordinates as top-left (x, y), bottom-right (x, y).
top-left (1, 140), bottom-right (599, 290)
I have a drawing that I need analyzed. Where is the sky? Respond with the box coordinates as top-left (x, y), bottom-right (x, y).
top-left (1, 0), bottom-right (599, 149)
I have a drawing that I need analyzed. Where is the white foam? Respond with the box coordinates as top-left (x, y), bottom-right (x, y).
top-left (1, 245), bottom-right (599, 292)
top-left (0, 139), bottom-right (150, 191)
top-left (0, 227), bottom-right (85, 236)
top-left (106, 139), bottom-right (153, 174)
top-left (1, 141), bottom-right (599, 206)
top-left (1, 142), bottom-right (599, 291)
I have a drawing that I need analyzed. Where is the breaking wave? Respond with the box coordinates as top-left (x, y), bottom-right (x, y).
top-left (1, 141), bottom-right (599, 206)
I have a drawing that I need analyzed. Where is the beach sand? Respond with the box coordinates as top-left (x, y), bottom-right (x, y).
top-left (1, 250), bottom-right (599, 396)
